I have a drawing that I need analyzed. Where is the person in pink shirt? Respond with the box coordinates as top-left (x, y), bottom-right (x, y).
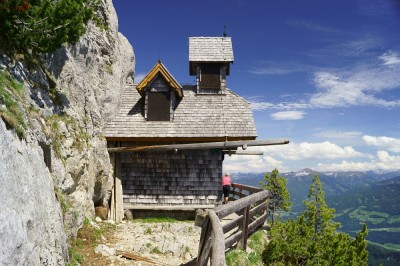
top-left (222, 172), bottom-right (231, 204)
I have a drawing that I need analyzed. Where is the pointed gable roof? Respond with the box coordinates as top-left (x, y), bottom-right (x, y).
top-left (136, 60), bottom-right (183, 98)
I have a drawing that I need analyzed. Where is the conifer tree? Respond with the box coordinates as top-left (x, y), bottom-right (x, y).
top-left (263, 174), bottom-right (368, 265)
top-left (260, 169), bottom-right (292, 225)
top-left (0, 0), bottom-right (98, 56)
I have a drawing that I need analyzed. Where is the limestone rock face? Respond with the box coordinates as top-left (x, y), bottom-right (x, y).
top-left (0, 121), bottom-right (68, 265)
top-left (42, 0), bottom-right (135, 236)
top-left (0, 0), bottom-right (134, 264)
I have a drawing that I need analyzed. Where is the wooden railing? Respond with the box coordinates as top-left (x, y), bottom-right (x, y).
top-left (230, 183), bottom-right (263, 200)
top-left (196, 184), bottom-right (269, 266)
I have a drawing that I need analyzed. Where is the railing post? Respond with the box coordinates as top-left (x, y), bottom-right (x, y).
top-left (197, 217), bottom-right (212, 266)
top-left (197, 186), bottom-right (269, 265)
top-left (209, 210), bottom-right (226, 266)
top-left (237, 205), bottom-right (250, 250)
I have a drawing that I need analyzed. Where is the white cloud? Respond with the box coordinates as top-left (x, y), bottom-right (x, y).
top-left (379, 51), bottom-right (400, 65)
top-left (310, 66), bottom-right (400, 108)
top-left (314, 130), bottom-right (363, 139)
top-left (249, 61), bottom-right (314, 76)
top-left (363, 135), bottom-right (400, 153)
top-left (249, 99), bottom-right (310, 111)
top-left (249, 67), bottom-right (300, 76)
top-left (316, 160), bottom-right (373, 172)
top-left (250, 101), bottom-right (274, 111)
top-left (271, 111), bottom-right (305, 120)
top-left (266, 141), bottom-right (371, 160)
top-left (316, 151), bottom-right (400, 172)
top-left (249, 50), bottom-right (400, 112)
top-left (223, 141), bottom-right (372, 173)
top-left (223, 153), bottom-right (289, 173)
top-left (223, 155), bottom-right (269, 173)
top-left (286, 19), bottom-right (340, 34)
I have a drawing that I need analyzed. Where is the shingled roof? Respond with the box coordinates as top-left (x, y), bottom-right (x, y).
top-left (189, 36), bottom-right (234, 62)
top-left (105, 85), bottom-right (257, 141)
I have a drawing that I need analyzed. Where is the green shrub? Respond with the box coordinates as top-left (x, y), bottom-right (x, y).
top-left (0, 71), bottom-right (26, 138)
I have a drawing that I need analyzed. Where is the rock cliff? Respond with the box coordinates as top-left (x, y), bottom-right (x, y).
top-left (0, 0), bottom-right (134, 264)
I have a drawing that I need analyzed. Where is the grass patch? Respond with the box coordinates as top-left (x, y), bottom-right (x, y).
top-left (54, 187), bottom-right (72, 215)
top-left (388, 215), bottom-right (400, 224)
top-left (0, 71), bottom-right (26, 138)
top-left (367, 228), bottom-right (400, 233)
top-left (349, 209), bottom-right (389, 224)
top-left (248, 230), bottom-right (268, 254)
top-left (67, 218), bottom-right (117, 265)
top-left (68, 241), bottom-right (84, 266)
top-left (367, 240), bottom-right (400, 252)
top-left (334, 208), bottom-right (352, 218)
top-left (226, 250), bottom-right (250, 266)
top-left (226, 230), bottom-right (268, 266)
top-left (150, 246), bottom-right (162, 254)
top-left (144, 227), bottom-right (152, 234)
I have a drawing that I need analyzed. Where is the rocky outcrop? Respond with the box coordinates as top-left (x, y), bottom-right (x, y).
top-left (0, 0), bottom-right (134, 264)
top-left (0, 120), bottom-right (68, 265)
top-left (41, 0), bottom-right (134, 236)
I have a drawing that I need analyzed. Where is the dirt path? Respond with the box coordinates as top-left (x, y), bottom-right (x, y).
top-left (75, 219), bottom-right (201, 266)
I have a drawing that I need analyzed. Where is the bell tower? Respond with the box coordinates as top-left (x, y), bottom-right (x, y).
top-left (189, 36), bottom-right (234, 94)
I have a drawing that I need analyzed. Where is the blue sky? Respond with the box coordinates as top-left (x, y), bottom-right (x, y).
top-left (113, 0), bottom-right (400, 173)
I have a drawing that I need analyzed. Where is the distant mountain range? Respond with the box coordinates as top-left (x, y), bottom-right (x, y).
top-left (231, 169), bottom-right (400, 265)
top-left (231, 168), bottom-right (400, 210)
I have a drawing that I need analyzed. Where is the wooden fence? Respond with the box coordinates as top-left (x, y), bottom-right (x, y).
top-left (196, 184), bottom-right (269, 266)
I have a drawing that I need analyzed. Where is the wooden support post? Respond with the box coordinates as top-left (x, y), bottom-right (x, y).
top-left (115, 176), bottom-right (124, 222)
top-left (110, 152), bottom-right (124, 223)
top-left (110, 153), bottom-right (116, 221)
top-left (237, 206), bottom-right (250, 250)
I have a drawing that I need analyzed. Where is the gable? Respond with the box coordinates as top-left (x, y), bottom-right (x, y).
top-left (136, 60), bottom-right (183, 98)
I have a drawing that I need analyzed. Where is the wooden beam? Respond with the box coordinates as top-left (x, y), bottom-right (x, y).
top-left (108, 138), bottom-right (289, 153)
top-left (223, 150), bottom-right (264, 156)
top-left (116, 250), bottom-right (169, 265)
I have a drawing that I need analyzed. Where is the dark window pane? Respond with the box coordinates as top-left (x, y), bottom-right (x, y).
top-left (200, 74), bottom-right (221, 89)
top-left (200, 64), bottom-right (221, 89)
top-left (201, 64), bottom-right (220, 74)
top-left (148, 92), bottom-right (170, 121)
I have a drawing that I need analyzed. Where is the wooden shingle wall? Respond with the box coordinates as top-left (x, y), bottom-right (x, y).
top-left (119, 148), bottom-right (223, 206)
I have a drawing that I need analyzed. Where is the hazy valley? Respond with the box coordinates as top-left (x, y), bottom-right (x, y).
top-left (232, 169), bottom-right (400, 265)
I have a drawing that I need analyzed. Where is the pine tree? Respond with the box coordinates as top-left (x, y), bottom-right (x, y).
top-left (260, 169), bottom-right (292, 225)
top-left (263, 174), bottom-right (368, 265)
top-left (301, 174), bottom-right (339, 235)
top-left (0, 0), bottom-right (98, 56)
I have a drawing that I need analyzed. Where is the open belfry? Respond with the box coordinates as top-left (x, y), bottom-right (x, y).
top-left (105, 36), bottom-right (258, 220)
